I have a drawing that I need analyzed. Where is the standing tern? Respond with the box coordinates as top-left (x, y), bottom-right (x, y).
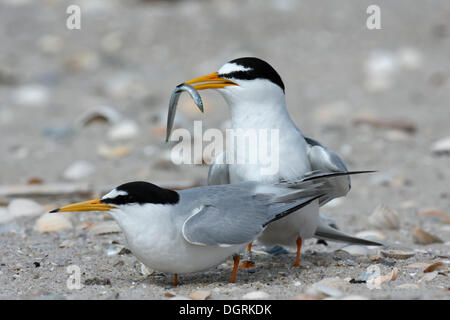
top-left (50, 173), bottom-right (353, 285)
top-left (172, 57), bottom-right (379, 267)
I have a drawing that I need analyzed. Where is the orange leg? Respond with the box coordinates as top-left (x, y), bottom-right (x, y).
top-left (293, 236), bottom-right (303, 267)
top-left (239, 242), bottom-right (255, 268)
top-left (229, 254), bottom-right (240, 283)
top-left (173, 273), bottom-right (178, 286)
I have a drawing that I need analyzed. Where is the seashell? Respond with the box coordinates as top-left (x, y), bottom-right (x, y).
top-left (76, 105), bottom-right (123, 127)
top-left (98, 144), bottom-right (132, 159)
top-left (364, 50), bottom-right (397, 92)
top-left (431, 136), bottom-right (450, 155)
top-left (412, 228), bottom-right (443, 245)
top-left (105, 244), bottom-right (125, 256)
top-left (381, 248), bottom-right (415, 260)
top-left (306, 277), bottom-right (347, 298)
top-left (242, 291), bottom-right (270, 300)
top-left (164, 292), bottom-right (176, 298)
top-left (34, 213), bottom-right (72, 232)
top-left (368, 204), bottom-right (400, 230)
top-left (418, 209), bottom-right (450, 224)
top-left (139, 263), bottom-right (151, 277)
top-left (423, 261), bottom-right (449, 273)
top-left (107, 120), bottom-right (139, 141)
top-left (62, 160), bottom-right (95, 181)
top-left (189, 290), bottom-right (211, 300)
top-left (367, 267), bottom-right (398, 289)
top-left (87, 221), bottom-right (121, 236)
top-left (8, 198), bottom-right (45, 217)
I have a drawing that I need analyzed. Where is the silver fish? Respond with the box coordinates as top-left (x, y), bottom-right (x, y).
top-left (166, 84), bottom-right (203, 142)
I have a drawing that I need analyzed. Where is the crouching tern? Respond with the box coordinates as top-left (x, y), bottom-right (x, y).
top-left (51, 173), bottom-right (356, 285)
top-left (174, 57), bottom-right (380, 268)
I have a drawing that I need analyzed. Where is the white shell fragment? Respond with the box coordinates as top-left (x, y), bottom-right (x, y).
top-left (242, 291), bottom-right (270, 300)
top-left (189, 290), bottom-right (211, 300)
top-left (412, 228), bottom-right (443, 245)
top-left (8, 198), bottom-right (45, 217)
top-left (381, 247), bottom-right (415, 260)
top-left (431, 136), bottom-right (450, 155)
top-left (396, 283), bottom-right (419, 289)
top-left (367, 267), bottom-right (399, 289)
top-left (12, 85), bottom-right (50, 107)
top-left (76, 105), bottom-right (123, 127)
top-left (34, 213), bottom-right (72, 232)
top-left (306, 277), bottom-right (347, 299)
top-left (107, 120), bottom-right (139, 141)
top-left (368, 204), bottom-right (400, 230)
top-left (63, 160), bottom-right (95, 181)
top-left (140, 263), bottom-right (151, 277)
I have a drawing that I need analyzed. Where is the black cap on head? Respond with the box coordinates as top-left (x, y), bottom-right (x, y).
top-left (101, 181), bottom-right (180, 206)
top-left (218, 57), bottom-right (285, 92)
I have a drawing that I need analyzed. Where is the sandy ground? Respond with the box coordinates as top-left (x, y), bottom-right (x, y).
top-left (0, 0), bottom-right (449, 299)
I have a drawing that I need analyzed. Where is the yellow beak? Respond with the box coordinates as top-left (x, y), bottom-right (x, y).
top-left (50, 198), bottom-right (115, 213)
top-left (184, 72), bottom-right (237, 90)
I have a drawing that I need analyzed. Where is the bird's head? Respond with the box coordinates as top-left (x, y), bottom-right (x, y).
top-left (50, 181), bottom-right (179, 215)
top-left (184, 57), bottom-right (285, 107)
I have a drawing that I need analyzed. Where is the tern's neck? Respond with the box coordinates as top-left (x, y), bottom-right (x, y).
top-left (226, 95), bottom-right (299, 131)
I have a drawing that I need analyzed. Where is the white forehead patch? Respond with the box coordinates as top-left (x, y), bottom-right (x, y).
top-left (102, 189), bottom-right (128, 200)
top-left (218, 63), bottom-right (252, 75)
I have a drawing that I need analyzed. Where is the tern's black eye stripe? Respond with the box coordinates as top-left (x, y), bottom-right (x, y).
top-left (219, 57), bottom-right (285, 92)
top-left (101, 181), bottom-right (180, 205)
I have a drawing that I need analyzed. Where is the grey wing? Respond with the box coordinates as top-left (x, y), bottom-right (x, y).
top-left (207, 152), bottom-right (230, 185)
top-left (182, 203), bottom-right (267, 247)
top-left (181, 184), bottom-right (323, 247)
top-left (304, 135), bottom-right (351, 205)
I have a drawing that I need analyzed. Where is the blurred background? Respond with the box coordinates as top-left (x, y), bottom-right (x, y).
top-left (0, 0), bottom-right (449, 210)
top-left (0, 0), bottom-right (449, 300)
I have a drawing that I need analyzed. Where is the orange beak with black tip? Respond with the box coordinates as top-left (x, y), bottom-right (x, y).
top-left (184, 72), bottom-right (237, 90)
top-left (50, 198), bottom-right (115, 213)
